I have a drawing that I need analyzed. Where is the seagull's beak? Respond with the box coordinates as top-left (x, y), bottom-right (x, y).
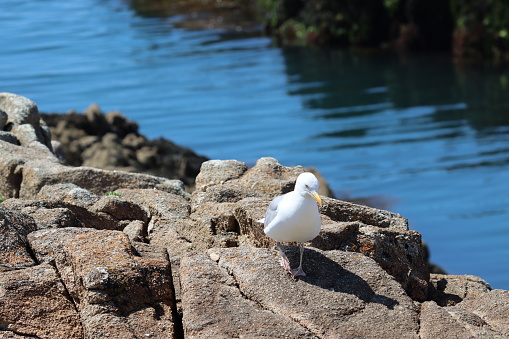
top-left (311, 192), bottom-right (322, 205)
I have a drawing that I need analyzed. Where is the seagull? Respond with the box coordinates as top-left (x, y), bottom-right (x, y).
top-left (261, 172), bottom-right (322, 277)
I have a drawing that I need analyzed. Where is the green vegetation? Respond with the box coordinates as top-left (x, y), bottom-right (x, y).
top-left (106, 191), bottom-right (122, 197)
top-left (450, 0), bottom-right (509, 60)
top-left (0, 195), bottom-right (5, 203)
top-left (257, 0), bottom-right (509, 61)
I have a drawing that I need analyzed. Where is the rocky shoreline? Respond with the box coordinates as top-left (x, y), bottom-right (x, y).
top-left (40, 105), bottom-right (208, 190)
top-left (1, 92), bottom-right (508, 338)
top-left (129, 0), bottom-right (509, 62)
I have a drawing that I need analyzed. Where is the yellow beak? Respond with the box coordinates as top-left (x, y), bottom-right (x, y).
top-left (311, 192), bottom-right (322, 205)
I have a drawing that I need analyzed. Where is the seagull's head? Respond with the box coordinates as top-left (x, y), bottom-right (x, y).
top-left (295, 172), bottom-right (322, 205)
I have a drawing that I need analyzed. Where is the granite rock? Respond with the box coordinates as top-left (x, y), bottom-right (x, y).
top-left (0, 93), bottom-right (507, 338)
top-left (0, 205), bottom-right (37, 271)
top-left (27, 227), bottom-right (177, 338)
top-left (181, 247), bottom-right (420, 338)
top-left (0, 92), bottom-right (52, 151)
top-left (0, 264), bottom-right (83, 338)
top-left (41, 105), bottom-right (208, 188)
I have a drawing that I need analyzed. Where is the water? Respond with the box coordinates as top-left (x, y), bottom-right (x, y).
top-left (2, 0), bottom-right (509, 289)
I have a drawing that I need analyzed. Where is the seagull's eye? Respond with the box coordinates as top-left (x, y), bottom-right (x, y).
top-left (305, 184), bottom-right (309, 188)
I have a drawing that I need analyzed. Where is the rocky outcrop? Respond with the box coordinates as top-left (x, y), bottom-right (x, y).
top-left (0, 264), bottom-right (83, 338)
top-left (41, 104), bottom-right (208, 189)
top-left (0, 93), bottom-right (53, 152)
top-left (1, 93), bottom-right (508, 338)
top-left (28, 228), bottom-right (177, 338)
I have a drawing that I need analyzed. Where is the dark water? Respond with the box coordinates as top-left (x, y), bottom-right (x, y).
top-left (2, 0), bottom-right (509, 288)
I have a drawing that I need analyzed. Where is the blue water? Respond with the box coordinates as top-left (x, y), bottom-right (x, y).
top-left (2, 0), bottom-right (509, 289)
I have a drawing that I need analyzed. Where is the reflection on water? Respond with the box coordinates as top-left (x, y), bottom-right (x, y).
top-left (280, 48), bottom-right (509, 289)
top-left (282, 48), bottom-right (509, 173)
top-left (1, 0), bottom-right (508, 289)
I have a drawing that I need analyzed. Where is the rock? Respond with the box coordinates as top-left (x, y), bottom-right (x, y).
top-left (20, 157), bottom-right (187, 199)
top-left (319, 196), bottom-right (409, 229)
top-left (0, 92), bottom-right (39, 126)
top-left (0, 92), bottom-right (52, 151)
top-left (81, 132), bottom-right (137, 171)
top-left (309, 198), bottom-right (429, 301)
top-left (1, 95), bottom-right (507, 337)
top-left (419, 300), bottom-right (503, 338)
top-left (0, 264), bottom-right (84, 338)
top-left (234, 197), bottom-right (270, 246)
top-left (181, 247), bottom-right (420, 338)
top-left (180, 252), bottom-right (315, 338)
top-left (115, 188), bottom-right (190, 220)
top-left (37, 183), bottom-right (99, 207)
top-left (28, 227), bottom-right (178, 338)
top-left (123, 220), bottom-right (146, 242)
top-left (429, 273), bottom-right (492, 306)
top-left (456, 289), bottom-right (509, 336)
top-left (0, 205), bottom-right (37, 271)
top-left (0, 131), bottom-right (19, 144)
top-left (91, 195), bottom-right (149, 222)
top-left (0, 151), bottom-right (23, 198)
top-left (105, 110), bottom-right (138, 138)
top-left (194, 159), bottom-right (248, 191)
top-left (3, 198), bottom-right (120, 231)
top-left (4, 185), bottom-right (154, 232)
top-left (0, 109), bottom-right (7, 128)
top-left (41, 106), bottom-right (208, 188)
top-left (2, 199), bottom-right (80, 229)
top-left (419, 289), bottom-right (509, 338)
top-left (200, 159), bottom-right (430, 301)
top-left (234, 157), bottom-right (307, 197)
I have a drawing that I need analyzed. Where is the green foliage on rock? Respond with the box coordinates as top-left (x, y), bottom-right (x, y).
top-left (257, 0), bottom-right (509, 61)
top-left (451, 0), bottom-right (509, 60)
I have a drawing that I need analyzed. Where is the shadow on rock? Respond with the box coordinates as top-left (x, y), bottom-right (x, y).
top-left (282, 245), bottom-right (399, 309)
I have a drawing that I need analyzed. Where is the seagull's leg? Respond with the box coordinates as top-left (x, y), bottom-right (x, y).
top-left (276, 242), bottom-right (293, 275)
top-left (291, 243), bottom-right (306, 277)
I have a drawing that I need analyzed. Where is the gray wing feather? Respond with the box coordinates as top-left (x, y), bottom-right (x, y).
top-left (264, 195), bottom-right (283, 230)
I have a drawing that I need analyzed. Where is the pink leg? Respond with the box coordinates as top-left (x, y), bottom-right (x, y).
top-left (276, 242), bottom-right (293, 275)
top-left (291, 243), bottom-right (306, 277)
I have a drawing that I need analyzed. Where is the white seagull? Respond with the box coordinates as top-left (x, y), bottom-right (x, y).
top-left (262, 172), bottom-right (322, 277)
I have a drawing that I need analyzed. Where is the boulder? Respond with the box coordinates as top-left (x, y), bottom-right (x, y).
top-left (90, 194), bottom-right (149, 222)
top-left (0, 136), bottom-right (57, 199)
top-left (37, 183), bottom-right (99, 207)
top-left (181, 247), bottom-right (420, 338)
top-left (0, 205), bottom-right (37, 271)
top-left (3, 198), bottom-right (119, 231)
top-left (194, 159), bottom-right (248, 191)
top-left (429, 273), bottom-right (492, 306)
top-left (41, 105), bottom-right (208, 188)
top-left (193, 158), bottom-right (429, 301)
top-left (0, 92), bottom-right (52, 151)
top-left (419, 300), bottom-right (503, 338)
top-left (19, 157), bottom-right (187, 199)
top-left (2, 199), bottom-right (81, 229)
top-left (419, 289), bottom-right (509, 338)
top-left (0, 109), bottom-right (7, 128)
top-left (180, 252), bottom-right (315, 338)
top-left (0, 264), bottom-right (83, 338)
top-left (27, 228), bottom-right (178, 338)
top-left (456, 289), bottom-right (509, 336)
top-left (0, 132), bottom-right (187, 201)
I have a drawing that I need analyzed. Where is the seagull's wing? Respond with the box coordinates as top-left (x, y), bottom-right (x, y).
top-left (264, 195), bottom-right (284, 230)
